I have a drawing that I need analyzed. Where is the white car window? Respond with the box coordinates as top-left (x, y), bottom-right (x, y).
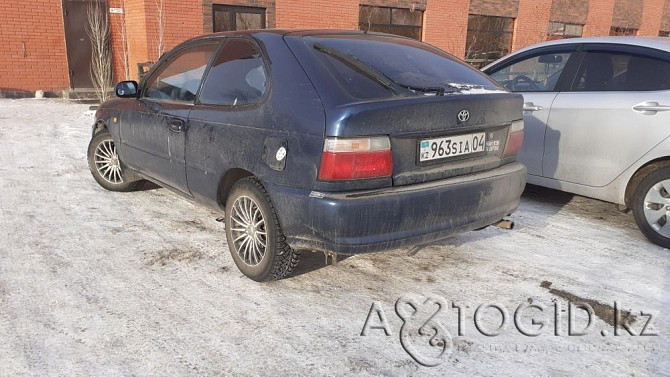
top-left (572, 51), bottom-right (670, 92)
top-left (489, 52), bottom-right (572, 92)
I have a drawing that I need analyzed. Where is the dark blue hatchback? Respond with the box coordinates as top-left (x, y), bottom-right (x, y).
top-left (88, 29), bottom-right (526, 281)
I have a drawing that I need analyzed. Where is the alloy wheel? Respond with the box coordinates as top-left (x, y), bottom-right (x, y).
top-left (94, 139), bottom-right (124, 184)
top-left (229, 195), bottom-right (267, 266)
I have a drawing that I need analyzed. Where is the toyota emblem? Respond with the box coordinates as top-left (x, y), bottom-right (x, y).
top-left (457, 110), bottom-right (470, 122)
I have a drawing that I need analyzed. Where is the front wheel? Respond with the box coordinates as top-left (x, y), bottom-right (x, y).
top-left (87, 131), bottom-right (142, 192)
top-left (225, 178), bottom-right (300, 281)
top-left (633, 166), bottom-right (670, 248)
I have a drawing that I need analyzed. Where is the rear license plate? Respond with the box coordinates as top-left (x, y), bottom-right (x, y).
top-left (419, 132), bottom-right (486, 162)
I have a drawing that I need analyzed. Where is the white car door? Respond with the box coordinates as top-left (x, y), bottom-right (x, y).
top-left (543, 46), bottom-right (670, 187)
top-left (486, 47), bottom-right (578, 176)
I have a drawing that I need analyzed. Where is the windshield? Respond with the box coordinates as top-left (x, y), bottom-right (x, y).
top-left (304, 34), bottom-right (503, 99)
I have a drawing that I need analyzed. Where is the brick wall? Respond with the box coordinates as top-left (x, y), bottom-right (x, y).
top-left (119, 0), bottom-right (204, 81)
top-left (109, 0), bottom-right (128, 82)
top-left (0, 0), bottom-right (69, 92)
top-left (662, 0), bottom-right (670, 32)
top-left (611, 0), bottom-right (643, 28)
top-left (550, 0), bottom-right (589, 24)
top-left (275, 0), bottom-right (359, 29)
top-left (423, 0), bottom-right (469, 58)
top-left (513, 0), bottom-right (552, 50)
top-left (583, 0), bottom-right (615, 36)
top-left (124, 0), bottom-right (150, 82)
top-left (638, 0), bottom-right (665, 35)
top-left (469, 0), bottom-right (519, 18)
top-left (4, 0), bottom-right (670, 93)
top-left (144, 0), bottom-right (204, 62)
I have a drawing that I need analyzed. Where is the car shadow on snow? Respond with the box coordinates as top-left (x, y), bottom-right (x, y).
top-left (514, 183), bottom-right (576, 231)
top-left (290, 250), bottom-right (353, 277)
top-left (135, 180), bottom-right (162, 191)
top-left (521, 184), bottom-right (574, 210)
top-left (518, 184), bottom-right (643, 240)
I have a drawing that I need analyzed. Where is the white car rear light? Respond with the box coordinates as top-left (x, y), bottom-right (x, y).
top-left (503, 120), bottom-right (524, 158)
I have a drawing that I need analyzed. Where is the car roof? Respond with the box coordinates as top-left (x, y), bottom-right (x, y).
top-left (514, 36), bottom-right (670, 54)
top-left (166, 29), bottom-right (389, 59)
top-left (482, 36), bottom-right (670, 71)
top-left (193, 28), bottom-right (387, 40)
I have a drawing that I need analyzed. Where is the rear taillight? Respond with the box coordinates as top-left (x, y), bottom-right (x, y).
top-left (318, 136), bottom-right (393, 181)
top-left (502, 120), bottom-right (524, 158)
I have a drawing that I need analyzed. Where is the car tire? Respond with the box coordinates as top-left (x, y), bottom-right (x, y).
top-left (225, 177), bottom-right (300, 281)
top-left (633, 165), bottom-right (670, 249)
top-left (87, 131), bottom-right (142, 192)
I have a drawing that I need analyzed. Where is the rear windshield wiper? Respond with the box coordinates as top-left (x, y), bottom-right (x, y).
top-left (400, 85), bottom-right (456, 96)
top-left (313, 43), bottom-right (400, 95)
top-left (313, 43), bottom-right (456, 97)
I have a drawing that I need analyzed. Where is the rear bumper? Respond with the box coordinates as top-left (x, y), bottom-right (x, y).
top-left (266, 162), bottom-right (526, 254)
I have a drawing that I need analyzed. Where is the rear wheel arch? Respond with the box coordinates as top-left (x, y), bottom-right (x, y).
top-left (217, 168), bottom-right (254, 209)
top-left (625, 158), bottom-right (670, 208)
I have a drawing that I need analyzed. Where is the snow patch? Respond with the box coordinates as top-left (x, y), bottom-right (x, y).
top-left (446, 82), bottom-right (507, 95)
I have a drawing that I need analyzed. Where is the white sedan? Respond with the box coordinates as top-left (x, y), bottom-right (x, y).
top-left (483, 37), bottom-right (670, 248)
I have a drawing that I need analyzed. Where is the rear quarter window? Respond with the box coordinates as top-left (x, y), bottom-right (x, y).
top-left (302, 35), bottom-right (502, 100)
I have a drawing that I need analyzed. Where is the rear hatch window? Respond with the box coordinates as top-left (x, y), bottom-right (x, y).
top-left (300, 34), bottom-right (503, 100)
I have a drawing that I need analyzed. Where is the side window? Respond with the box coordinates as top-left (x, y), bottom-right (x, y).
top-left (198, 38), bottom-right (267, 106)
top-left (572, 51), bottom-right (670, 92)
top-left (144, 44), bottom-right (218, 102)
top-left (488, 51), bottom-right (572, 92)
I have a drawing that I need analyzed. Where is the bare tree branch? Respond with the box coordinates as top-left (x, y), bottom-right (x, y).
top-left (155, 0), bottom-right (165, 61)
top-left (120, 0), bottom-right (130, 80)
top-left (86, 0), bottom-right (113, 102)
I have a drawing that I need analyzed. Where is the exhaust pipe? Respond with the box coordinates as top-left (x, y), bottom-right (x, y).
top-left (492, 219), bottom-right (514, 230)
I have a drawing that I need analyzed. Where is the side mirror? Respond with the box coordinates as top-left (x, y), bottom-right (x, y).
top-left (115, 81), bottom-right (139, 98)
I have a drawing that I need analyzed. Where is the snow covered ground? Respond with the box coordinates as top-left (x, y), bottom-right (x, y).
top-left (0, 99), bottom-right (667, 376)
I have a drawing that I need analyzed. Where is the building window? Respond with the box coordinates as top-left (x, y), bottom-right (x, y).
top-left (547, 22), bottom-right (583, 40)
top-left (609, 27), bottom-right (637, 36)
top-left (465, 15), bottom-right (514, 68)
top-left (659, 31), bottom-right (670, 37)
top-left (358, 5), bottom-right (423, 40)
top-left (213, 5), bottom-right (265, 32)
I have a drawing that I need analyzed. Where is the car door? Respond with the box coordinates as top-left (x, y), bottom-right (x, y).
top-left (544, 45), bottom-right (670, 186)
top-left (119, 42), bottom-right (218, 193)
top-left (486, 45), bottom-right (580, 176)
top-left (185, 37), bottom-right (271, 207)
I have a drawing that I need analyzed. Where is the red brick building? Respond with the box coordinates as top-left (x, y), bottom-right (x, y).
top-left (1, 0), bottom-right (669, 95)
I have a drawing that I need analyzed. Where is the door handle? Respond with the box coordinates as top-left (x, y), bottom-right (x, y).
top-left (168, 118), bottom-right (185, 132)
top-left (523, 102), bottom-right (544, 112)
top-left (633, 101), bottom-right (670, 115)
